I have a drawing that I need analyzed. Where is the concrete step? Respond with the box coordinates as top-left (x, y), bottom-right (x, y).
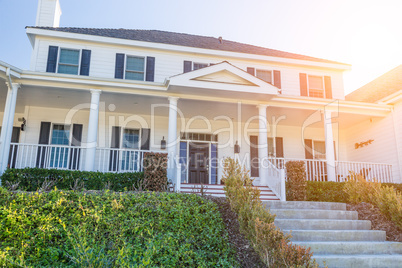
top-left (313, 254), bottom-right (402, 268)
top-left (275, 219), bottom-right (371, 230)
top-left (270, 209), bottom-right (358, 220)
top-left (285, 230), bottom-right (386, 242)
top-left (263, 201), bottom-right (346, 211)
top-left (293, 241), bottom-right (402, 255)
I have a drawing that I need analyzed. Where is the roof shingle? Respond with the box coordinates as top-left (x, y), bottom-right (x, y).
top-left (27, 27), bottom-right (348, 65)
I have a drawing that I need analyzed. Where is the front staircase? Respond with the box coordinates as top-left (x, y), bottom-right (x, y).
top-left (264, 201), bottom-right (402, 267)
top-left (180, 184), bottom-right (280, 201)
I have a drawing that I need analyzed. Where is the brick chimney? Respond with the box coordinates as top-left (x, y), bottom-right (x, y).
top-left (35, 0), bottom-right (62, 27)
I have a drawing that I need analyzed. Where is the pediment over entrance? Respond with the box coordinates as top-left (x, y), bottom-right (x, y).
top-left (167, 61), bottom-right (280, 98)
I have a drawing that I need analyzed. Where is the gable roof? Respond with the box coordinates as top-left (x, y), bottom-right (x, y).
top-left (27, 27), bottom-right (348, 65)
top-left (346, 65), bottom-right (402, 103)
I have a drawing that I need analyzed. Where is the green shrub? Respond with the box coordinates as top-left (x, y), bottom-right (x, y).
top-left (286, 161), bottom-right (307, 201)
top-left (222, 158), bottom-right (317, 267)
top-left (0, 189), bottom-right (238, 267)
top-left (287, 181), bottom-right (349, 203)
top-left (344, 173), bottom-right (402, 229)
top-left (1, 168), bottom-right (143, 192)
top-left (143, 152), bottom-right (168, 191)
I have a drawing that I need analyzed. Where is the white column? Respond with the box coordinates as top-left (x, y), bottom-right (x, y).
top-left (258, 104), bottom-right (269, 186)
top-left (324, 110), bottom-right (336, 181)
top-left (167, 97), bottom-right (179, 181)
top-left (0, 83), bottom-right (20, 175)
top-left (84, 89), bottom-right (101, 171)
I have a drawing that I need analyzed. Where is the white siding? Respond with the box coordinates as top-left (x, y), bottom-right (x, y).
top-left (32, 36), bottom-right (345, 99)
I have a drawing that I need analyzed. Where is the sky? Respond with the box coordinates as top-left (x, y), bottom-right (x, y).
top-left (0, 0), bottom-right (401, 94)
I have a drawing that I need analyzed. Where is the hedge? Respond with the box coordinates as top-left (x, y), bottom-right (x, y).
top-left (1, 168), bottom-right (143, 192)
top-left (286, 181), bottom-right (402, 203)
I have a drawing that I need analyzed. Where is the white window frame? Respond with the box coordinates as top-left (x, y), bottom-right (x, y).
top-left (124, 55), bottom-right (146, 81)
top-left (255, 69), bottom-right (273, 84)
top-left (193, 62), bottom-right (209, 71)
top-left (57, 48), bottom-right (82, 75)
top-left (307, 75), bottom-right (325, 98)
top-left (312, 140), bottom-right (326, 160)
top-left (121, 128), bottom-right (141, 150)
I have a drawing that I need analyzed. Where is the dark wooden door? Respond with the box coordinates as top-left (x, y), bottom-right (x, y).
top-left (189, 142), bottom-right (209, 184)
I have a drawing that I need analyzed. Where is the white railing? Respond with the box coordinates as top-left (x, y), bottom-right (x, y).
top-left (266, 160), bottom-right (286, 201)
top-left (336, 161), bottom-right (393, 183)
top-left (7, 143), bottom-right (164, 173)
top-left (94, 147), bottom-right (165, 173)
top-left (269, 157), bottom-right (394, 183)
top-left (9, 143), bottom-right (86, 170)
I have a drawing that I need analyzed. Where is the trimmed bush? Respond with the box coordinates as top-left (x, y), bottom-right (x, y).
top-left (222, 158), bottom-right (317, 267)
top-left (0, 189), bottom-right (238, 267)
top-left (344, 173), bottom-right (402, 229)
top-left (287, 181), bottom-right (349, 203)
top-left (285, 161), bottom-right (307, 201)
top-left (1, 168), bottom-right (143, 192)
top-left (143, 152), bottom-right (168, 191)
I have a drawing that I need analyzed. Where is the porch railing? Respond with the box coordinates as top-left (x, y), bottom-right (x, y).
top-left (269, 157), bottom-right (394, 183)
top-left (266, 160), bottom-right (286, 201)
top-left (8, 143), bottom-right (86, 170)
top-left (7, 143), bottom-right (163, 173)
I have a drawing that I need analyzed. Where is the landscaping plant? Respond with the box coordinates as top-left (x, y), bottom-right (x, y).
top-left (222, 158), bottom-right (318, 267)
top-left (285, 161), bottom-right (307, 201)
top-left (0, 188), bottom-right (238, 267)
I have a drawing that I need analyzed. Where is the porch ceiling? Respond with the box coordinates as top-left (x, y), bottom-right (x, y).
top-left (0, 83), bottom-right (387, 129)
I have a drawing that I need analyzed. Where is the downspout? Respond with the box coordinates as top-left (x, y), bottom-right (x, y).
top-left (6, 67), bottom-right (13, 86)
top-left (391, 107), bottom-right (402, 182)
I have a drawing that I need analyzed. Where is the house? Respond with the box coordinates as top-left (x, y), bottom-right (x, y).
top-left (0, 0), bottom-right (399, 200)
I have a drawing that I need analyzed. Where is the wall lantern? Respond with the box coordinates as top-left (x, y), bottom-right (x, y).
top-left (19, 117), bottom-right (26, 131)
top-left (161, 136), bottom-right (166, 150)
top-left (234, 140), bottom-right (240, 154)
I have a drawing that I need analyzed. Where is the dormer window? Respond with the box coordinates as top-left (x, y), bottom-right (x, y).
top-left (58, 49), bottom-right (80, 75)
top-left (308, 75), bottom-right (325, 98)
top-left (125, 56), bottom-right (145, 81)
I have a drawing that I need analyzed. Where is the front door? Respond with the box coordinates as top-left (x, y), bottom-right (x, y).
top-left (189, 142), bottom-right (209, 184)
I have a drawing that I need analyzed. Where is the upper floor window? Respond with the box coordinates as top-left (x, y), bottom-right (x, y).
top-left (193, 62), bottom-right (209, 70)
top-left (125, 56), bottom-right (145, 81)
top-left (58, 49), bottom-right (80, 75)
top-left (308, 75), bottom-right (325, 98)
top-left (256, 69), bottom-right (272, 84)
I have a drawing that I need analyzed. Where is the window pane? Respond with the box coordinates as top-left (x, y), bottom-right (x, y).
top-left (123, 129), bottom-right (140, 149)
top-left (126, 56), bottom-right (144, 72)
top-left (256, 70), bottom-right (272, 83)
top-left (308, 75), bottom-right (323, 90)
top-left (59, 49), bottom-right (79, 65)
top-left (193, 63), bottom-right (208, 70)
top-left (314, 141), bottom-right (326, 159)
top-left (58, 64), bottom-right (79, 75)
top-left (51, 125), bottom-right (70, 145)
top-left (125, 71), bottom-right (145, 81)
top-left (267, 138), bottom-right (274, 156)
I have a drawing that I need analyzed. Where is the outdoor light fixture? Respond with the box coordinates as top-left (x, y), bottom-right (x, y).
top-left (161, 136), bottom-right (166, 150)
top-left (18, 117), bottom-right (26, 131)
top-left (234, 140), bottom-right (240, 154)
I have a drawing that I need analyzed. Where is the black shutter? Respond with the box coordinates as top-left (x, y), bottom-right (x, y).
top-left (304, 139), bottom-right (313, 159)
top-left (300, 73), bottom-right (308, 96)
top-left (36, 122), bottom-right (51, 168)
top-left (80, 49), bottom-right (91, 76)
top-left (46, 46), bottom-right (58, 73)
top-left (145, 56), bottom-right (155, 82)
top-left (275, 137), bottom-right (284, 158)
top-left (115, 53), bottom-right (125, 79)
top-left (8, 127), bottom-right (21, 168)
top-left (183, 61), bottom-right (192, 73)
top-left (69, 124), bottom-right (83, 170)
top-left (273, 70), bottom-right (281, 89)
top-left (141, 128), bottom-right (150, 150)
top-left (109, 126), bottom-right (121, 171)
top-left (247, 67), bottom-right (255, 75)
top-left (324, 76), bottom-right (333, 99)
top-left (250, 135), bottom-right (259, 177)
